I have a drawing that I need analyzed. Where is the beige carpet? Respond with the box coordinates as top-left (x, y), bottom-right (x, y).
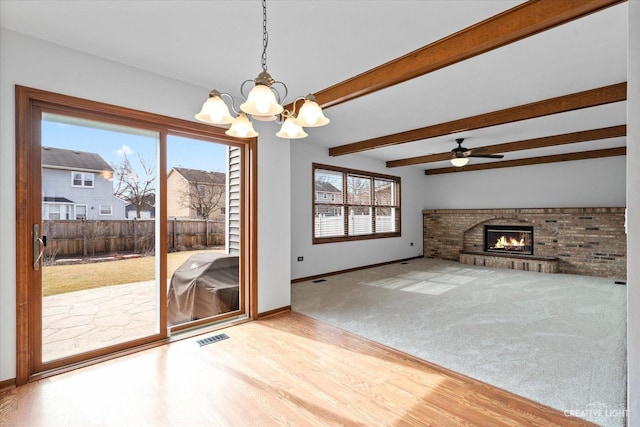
top-left (292, 257), bottom-right (627, 427)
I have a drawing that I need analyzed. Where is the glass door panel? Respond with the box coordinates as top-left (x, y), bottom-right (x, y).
top-left (166, 135), bottom-right (241, 329)
top-left (40, 113), bottom-right (161, 362)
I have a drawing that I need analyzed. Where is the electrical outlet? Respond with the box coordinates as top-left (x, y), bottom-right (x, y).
top-left (297, 256), bottom-right (304, 262)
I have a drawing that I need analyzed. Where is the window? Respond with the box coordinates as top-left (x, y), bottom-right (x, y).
top-left (313, 163), bottom-right (400, 243)
top-left (99, 205), bottom-right (112, 215)
top-left (75, 205), bottom-right (87, 220)
top-left (48, 204), bottom-right (61, 220)
top-left (72, 171), bottom-right (94, 188)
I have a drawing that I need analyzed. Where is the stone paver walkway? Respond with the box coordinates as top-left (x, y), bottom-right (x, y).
top-left (42, 281), bottom-right (156, 361)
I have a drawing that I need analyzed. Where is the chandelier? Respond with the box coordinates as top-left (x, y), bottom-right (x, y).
top-left (195, 0), bottom-right (329, 139)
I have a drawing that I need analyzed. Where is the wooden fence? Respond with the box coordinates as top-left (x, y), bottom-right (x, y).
top-left (42, 218), bottom-right (225, 258)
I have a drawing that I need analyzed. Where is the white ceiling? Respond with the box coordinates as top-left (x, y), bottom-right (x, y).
top-left (0, 0), bottom-right (628, 171)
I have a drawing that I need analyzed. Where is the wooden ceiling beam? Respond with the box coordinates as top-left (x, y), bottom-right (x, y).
top-left (424, 147), bottom-right (626, 175)
top-left (295, 0), bottom-right (624, 113)
top-left (387, 125), bottom-right (627, 167)
top-left (329, 82), bottom-right (627, 157)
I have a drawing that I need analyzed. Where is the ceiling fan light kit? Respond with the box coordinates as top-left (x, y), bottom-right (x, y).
top-left (450, 138), bottom-right (504, 167)
top-left (195, 0), bottom-right (329, 139)
top-left (450, 157), bottom-right (470, 167)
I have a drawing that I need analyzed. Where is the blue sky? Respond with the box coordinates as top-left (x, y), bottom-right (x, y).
top-left (41, 118), bottom-right (228, 176)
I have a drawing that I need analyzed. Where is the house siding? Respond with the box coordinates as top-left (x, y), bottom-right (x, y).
top-left (167, 172), bottom-right (190, 218)
top-left (42, 168), bottom-right (126, 220)
top-left (227, 146), bottom-right (241, 255)
top-left (166, 168), bottom-right (225, 221)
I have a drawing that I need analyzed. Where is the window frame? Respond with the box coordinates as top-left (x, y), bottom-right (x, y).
top-left (71, 171), bottom-right (94, 188)
top-left (48, 204), bottom-right (61, 220)
top-left (75, 204), bottom-right (88, 220)
top-left (99, 204), bottom-right (113, 216)
top-left (312, 163), bottom-right (401, 244)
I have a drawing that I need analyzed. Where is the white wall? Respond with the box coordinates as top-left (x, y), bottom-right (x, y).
top-left (255, 123), bottom-right (291, 313)
top-left (627, 1), bottom-right (639, 423)
top-left (291, 142), bottom-right (425, 280)
top-left (421, 156), bottom-right (626, 209)
top-left (0, 30), bottom-right (291, 380)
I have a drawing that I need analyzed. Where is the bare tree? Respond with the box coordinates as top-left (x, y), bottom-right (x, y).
top-left (374, 180), bottom-right (393, 206)
top-left (177, 172), bottom-right (225, 219)
top-left (347, 175), bottom-right (371, 205)
top-left (83, 219), bottom-right (109, 257)
top-left (112, 153), bottom-right (155, 219)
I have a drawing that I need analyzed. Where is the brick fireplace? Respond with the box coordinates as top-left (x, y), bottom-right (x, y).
top-left (422, 207), bottom-right (626, 279)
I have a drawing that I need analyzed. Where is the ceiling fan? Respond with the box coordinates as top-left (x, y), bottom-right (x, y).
top-left (450, 138), bottom-right (504, 167)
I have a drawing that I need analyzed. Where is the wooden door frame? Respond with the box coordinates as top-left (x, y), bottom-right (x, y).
top-left (15, 85), bottom-right (258, 385)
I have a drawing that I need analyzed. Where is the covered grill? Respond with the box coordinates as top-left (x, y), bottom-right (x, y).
top-left (167, 253), bottom-right (239, 326)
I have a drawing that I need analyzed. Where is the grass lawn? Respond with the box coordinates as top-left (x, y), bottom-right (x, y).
top-left (42, 249), bottom-right (223, 296)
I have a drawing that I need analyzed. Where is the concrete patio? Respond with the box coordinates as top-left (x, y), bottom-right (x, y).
top-left (42, 281), bottom-right (157, 361)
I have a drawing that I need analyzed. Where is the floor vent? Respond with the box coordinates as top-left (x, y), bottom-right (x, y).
top-left (312, 279), bottom-right (327, 283)
top-left (197, 333), bottom-right (229, 347)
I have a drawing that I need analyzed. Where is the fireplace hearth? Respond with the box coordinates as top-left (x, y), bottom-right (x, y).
top-left (484, 225), bottom-right (533, 255)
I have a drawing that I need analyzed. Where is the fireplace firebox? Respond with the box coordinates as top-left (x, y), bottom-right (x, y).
top-left (484, 225), bottom-right (533, 255)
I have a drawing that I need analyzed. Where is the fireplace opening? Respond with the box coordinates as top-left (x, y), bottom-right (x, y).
top-left (484, 225), bottom-right (533, 255)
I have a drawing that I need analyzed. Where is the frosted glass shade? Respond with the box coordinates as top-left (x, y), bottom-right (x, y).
top-left (276, 117), bottom-right (308, 139)
top-left (252, 114), bottom-right (277, 122)
top-left (450, 157), bottom-right (469, 167)
top-left (225, 113), bottom-right (258, 138)
top-left (195, 94), bottom-right (234, 125)
top-left (240, 84), bottom-right (283, 117)
top-left (295, 99), bottom-right (329, 127)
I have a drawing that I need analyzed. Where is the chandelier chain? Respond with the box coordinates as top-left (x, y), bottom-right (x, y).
top-left (261, 0), bottom-right (268, 72)
top-left (195, 0), bottom-right (329, 138)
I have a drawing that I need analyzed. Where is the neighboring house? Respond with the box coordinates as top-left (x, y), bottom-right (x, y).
top-left (167, 167), bottom-right (226, 220)
top-left (314, 180), bottom-right (342, 216)
top-left (41, 146), bottom-right (126, 220)
top-left (125, 194), bottom-right (156, 219)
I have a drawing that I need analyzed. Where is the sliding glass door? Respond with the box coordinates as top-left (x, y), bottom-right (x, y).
top-left (15, 86), bottom-right (255, 384)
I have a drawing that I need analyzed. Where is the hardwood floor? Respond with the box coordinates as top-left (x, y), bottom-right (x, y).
top-left (0, 311), bottom-right (595, 426)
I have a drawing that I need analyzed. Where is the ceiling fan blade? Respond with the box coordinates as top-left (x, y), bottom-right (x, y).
top-left (468, 154), bottom-right (504, 159)
top-left (469, 147), bottom-right (488, 154)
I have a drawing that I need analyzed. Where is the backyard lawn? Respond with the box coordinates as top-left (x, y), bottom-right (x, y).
top-left (42, 249), bottom-right (223, 296)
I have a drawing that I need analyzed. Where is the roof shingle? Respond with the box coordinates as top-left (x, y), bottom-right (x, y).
top-left (172, 167), bottom-right (225, 184)
top-left (42, 146), bottom-right (113, 172)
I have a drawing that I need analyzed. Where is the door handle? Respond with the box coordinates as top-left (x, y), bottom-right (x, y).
top-left (33, 224), bottom-right (45, 271)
